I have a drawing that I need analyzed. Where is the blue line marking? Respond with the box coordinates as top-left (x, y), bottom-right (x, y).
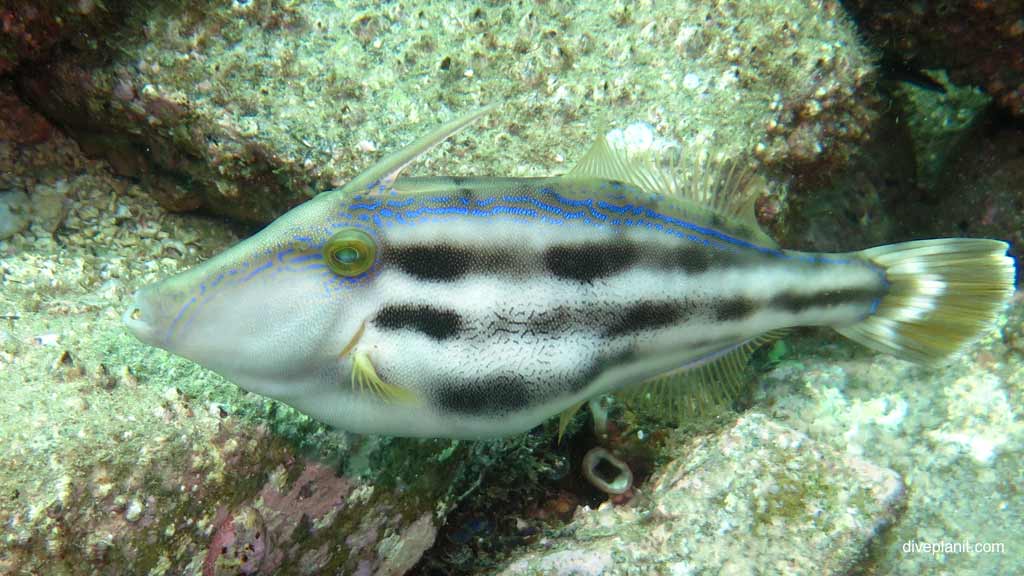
top-left (387, 198), bottom-right (415, 208)
top-left (164, 296), bottom-right (196, 345)
top-left (241, 261), bottom-right (273, 283)
top-left (290, 253), bottom-right (323, 264)
top-left (170, 180), bottom-right (878, 337)
top-left (544, 190), bottom-right (592, 208)
top-left (276, 248), bottom-right (294, 263)
top-left (350, 201), bottom-right (381, 211)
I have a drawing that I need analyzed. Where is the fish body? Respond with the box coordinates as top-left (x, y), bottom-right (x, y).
top-left (125, 109), bottom-right (1016, 439)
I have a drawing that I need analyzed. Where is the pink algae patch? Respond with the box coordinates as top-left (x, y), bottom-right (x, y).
top-left (203, 460), bottom-right (354, 575)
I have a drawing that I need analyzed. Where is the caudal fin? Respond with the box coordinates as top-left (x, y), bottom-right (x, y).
top-left (836, 239), bottom-right (1016, 363)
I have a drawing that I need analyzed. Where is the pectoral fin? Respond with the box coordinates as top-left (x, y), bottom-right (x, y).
top-left (351, 352), bottom-right (419, 404)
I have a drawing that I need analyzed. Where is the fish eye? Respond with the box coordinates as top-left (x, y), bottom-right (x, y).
top-left (324, 228), bottom-right (376, 276)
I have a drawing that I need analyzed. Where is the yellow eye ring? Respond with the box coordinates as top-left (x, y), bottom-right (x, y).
top-left (323, 228), bottom-right (377, 276)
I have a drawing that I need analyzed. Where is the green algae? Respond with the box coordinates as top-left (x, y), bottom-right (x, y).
top-left (890, 70), bottom-right (991, 191)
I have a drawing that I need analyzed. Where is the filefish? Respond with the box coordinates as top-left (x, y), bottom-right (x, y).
top-left (124, 106), bottom-right (1016, 439)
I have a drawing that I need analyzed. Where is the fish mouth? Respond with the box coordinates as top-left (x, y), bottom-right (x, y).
top-left (123, 287), bottom-right (166, 347)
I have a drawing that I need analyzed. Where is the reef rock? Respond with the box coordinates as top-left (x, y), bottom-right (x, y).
top-left (846, 0), bottom-right (1024, 116)
top-left (898, 109), bottom-right (1024, 264)
top-left (13, 0), bottom-right (876, 223)
top-left (0, 359), bottom-right (462, 576)
top-left (0, 189), bottom-right (30, 239)
top-left (0, 111), bottom-right (475, 575)
top-left (759, 313), bottom-right (1024, 576)
top-left (0, 0), bottom-right (142, 75)
top-left (499, 414), bottom-right (905, 575)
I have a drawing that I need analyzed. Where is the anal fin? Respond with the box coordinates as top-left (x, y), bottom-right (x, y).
top-left (616, 331), bottom-right (787, 423)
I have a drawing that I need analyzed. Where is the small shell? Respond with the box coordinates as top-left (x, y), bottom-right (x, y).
top-left (582, 447), bottom-right (633, 496)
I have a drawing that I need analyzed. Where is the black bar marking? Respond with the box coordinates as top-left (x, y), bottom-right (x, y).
top-left (672, 245), bottom-right (712, 273)
top-left (374, 304), bottom-right (463, 341)
top-left (605, 301), bottom-right (691, 337)
top-left (544, 241), bottom-right (638, 283)
top-left (384, 243), bottom-right (518, 281)
top-left (384, 244), bottom-right (473, 281)
top-left (770, 288), bottom-right (881, 313)
top-left (714, 297), bottom-right (756, 321)
top-left (433, 375), bottom-right (532, 415)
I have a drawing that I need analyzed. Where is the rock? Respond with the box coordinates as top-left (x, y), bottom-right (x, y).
top-left (758, 308), bottom-right (1024, 576)
top-left (0, 91), bottom-right (53, 145)
top-left (499, 414), bottom-right (906, 575)
top-left (0, 0), bottom-right (143, 75)
top-left (772, 107), bottom-right (916, 251)
top-left (29, 180), bottom-right (70, 234)
top-left (0, 122), bottom-right (500, 574)
top-left (845, 0), bottom-right (1024, 116)
top-left (14, 0), bottom-right (877, 223)
top-left (0, 189), bottom-right (30, 239)
top-left (0, 352), bottom-right (471, 575)
top-left (899, 110), bottom-right (1024, 264)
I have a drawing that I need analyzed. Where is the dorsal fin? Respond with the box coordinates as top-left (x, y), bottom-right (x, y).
top-left (567, 126), bottom-right (775, 247)
top-left (339, 104), bottom-right (497, 196)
